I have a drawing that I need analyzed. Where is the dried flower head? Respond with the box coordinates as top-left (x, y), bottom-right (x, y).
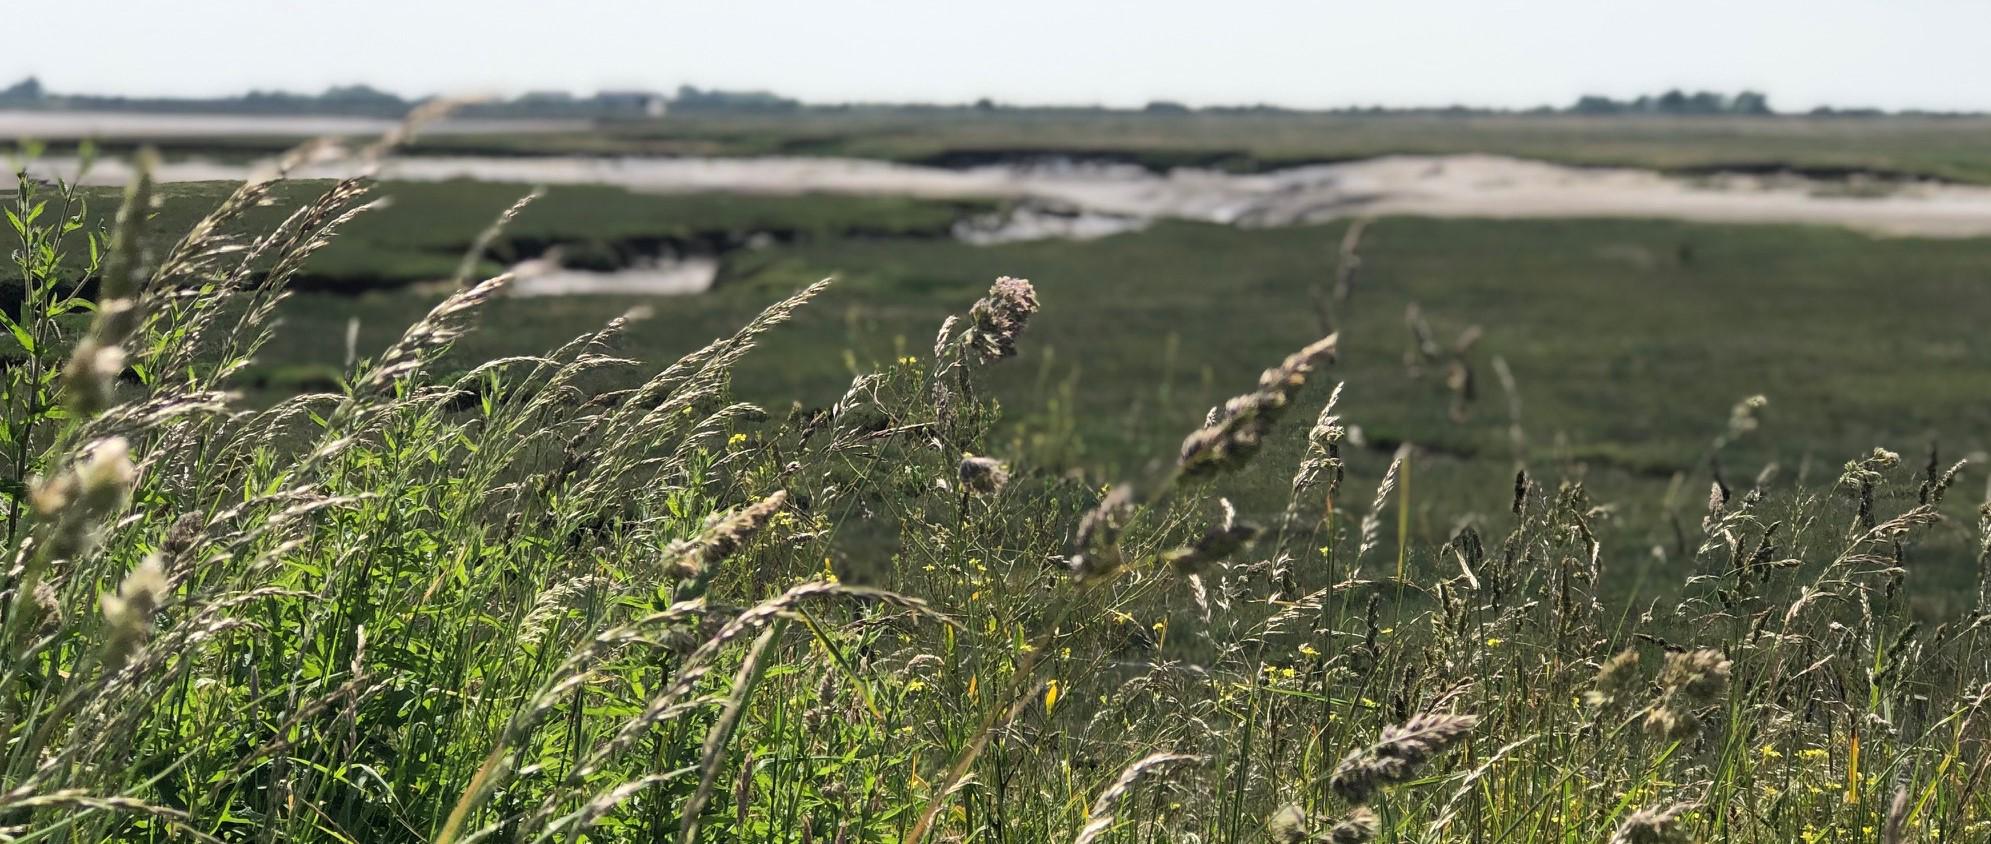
top-left (1329, 712), bottom-right (1479, 804)
top-left (963, 276), bottom-right (1039, 363)
top-left (1179, 335), bottom-right (1337, 478)
top-left (958, 455), bottom-right (1010, 495)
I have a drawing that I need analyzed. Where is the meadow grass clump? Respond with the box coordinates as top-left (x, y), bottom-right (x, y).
top-left (3, 124), bottom-right (1991, 844)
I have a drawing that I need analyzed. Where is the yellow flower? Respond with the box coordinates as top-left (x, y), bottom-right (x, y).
top-left (1485, 637), bottom-right (1504, 648)
top-left (1761, 744), bottom-right (1783, 759)
top-left (1298, 643), bottom-right (1321, 658)
top-left (1043, 680), bottom-right (1061, 713)
top-left (1799, 748), bottom-right (1829, 761)
top-left (726, 432), bottom-right (748, 448)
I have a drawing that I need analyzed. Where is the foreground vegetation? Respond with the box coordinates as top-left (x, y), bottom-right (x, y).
top-left (217, 186), bottom-right (1991, 606)
top-left (5, 133), bottom-right (1991, 844)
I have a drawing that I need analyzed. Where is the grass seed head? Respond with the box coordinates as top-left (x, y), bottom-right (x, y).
top-left (1163, 521), bottom-right (1261, 575)
top-left (1330, 712), bottom-right (1479, 804)
top-left (963, 276), bottom-right (1038, 363)
top-left (1584, 648), bottom-right (1643, 709)
top-left (1178, 335), bottom-right (1336, 479)
top-left (1324, 806), bottom-right (1380, 844)
top-left (1069, 485), bottom-right (1136, 583)
top-left (664, 490), bottom-right (789, 583)
top-left (1609, 802), bottom-right (1695, 844)
top-left (957, 455), bottom-right (1010, 495)
top-left (102, 554), bottom-right (169, 668)
top-left (1646, 648), bottom-right (1731, 740)
top-left (1267, 802), bottom-right (1309, 844)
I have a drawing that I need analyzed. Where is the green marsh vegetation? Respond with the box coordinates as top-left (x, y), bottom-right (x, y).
top-left (2, 126), bottom-right (1990, 843)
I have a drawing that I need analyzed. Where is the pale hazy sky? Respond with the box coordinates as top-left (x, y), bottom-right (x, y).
top-left (9, 1), bottom-right (1990, 111)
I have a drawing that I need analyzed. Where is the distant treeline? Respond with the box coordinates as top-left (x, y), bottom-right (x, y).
top-left (0, 77), bottom-right (1969, 119)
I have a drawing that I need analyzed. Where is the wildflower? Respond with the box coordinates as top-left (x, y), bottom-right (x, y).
top-left (1044, 680), bottom-right (1061, 714)
top-left (1485, 637), bottom-right (1504, 648)
top-left (726, 432), bottom-right (749, 449)
top-left (1299, 643), bottom-right (1321, 658)
top-left (962, 276), bottom-right (1039, 363)
top-left (958, 455), bottom-right (1010, 495)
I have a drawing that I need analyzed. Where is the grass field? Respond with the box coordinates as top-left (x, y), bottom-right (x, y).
top-left (21, 110), bottom-right (1991, 182)
top-left (6, 131), bottom-right (1991, 842)
top-left (101, 179), bottom-right (993, 292)
top-left (207, 182), bottom-right (1991, 605)
top-left (19, 169), bottom-right (1989, 591)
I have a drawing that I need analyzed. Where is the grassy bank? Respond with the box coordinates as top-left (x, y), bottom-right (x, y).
top-left (6, 155), bottom-right (1991, 843)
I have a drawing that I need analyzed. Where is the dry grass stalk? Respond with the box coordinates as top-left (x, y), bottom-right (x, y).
top-left (1179, 334), bottom-right (1338, 479)
top-left (1329, 712), bottom-right (1479, 804)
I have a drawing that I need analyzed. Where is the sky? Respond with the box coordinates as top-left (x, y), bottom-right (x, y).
top-left (9, 0), bottom-right (1991, 112)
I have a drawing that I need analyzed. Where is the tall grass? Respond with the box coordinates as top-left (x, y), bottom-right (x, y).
top-left (3, 127), bottom-right (1989, 843)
